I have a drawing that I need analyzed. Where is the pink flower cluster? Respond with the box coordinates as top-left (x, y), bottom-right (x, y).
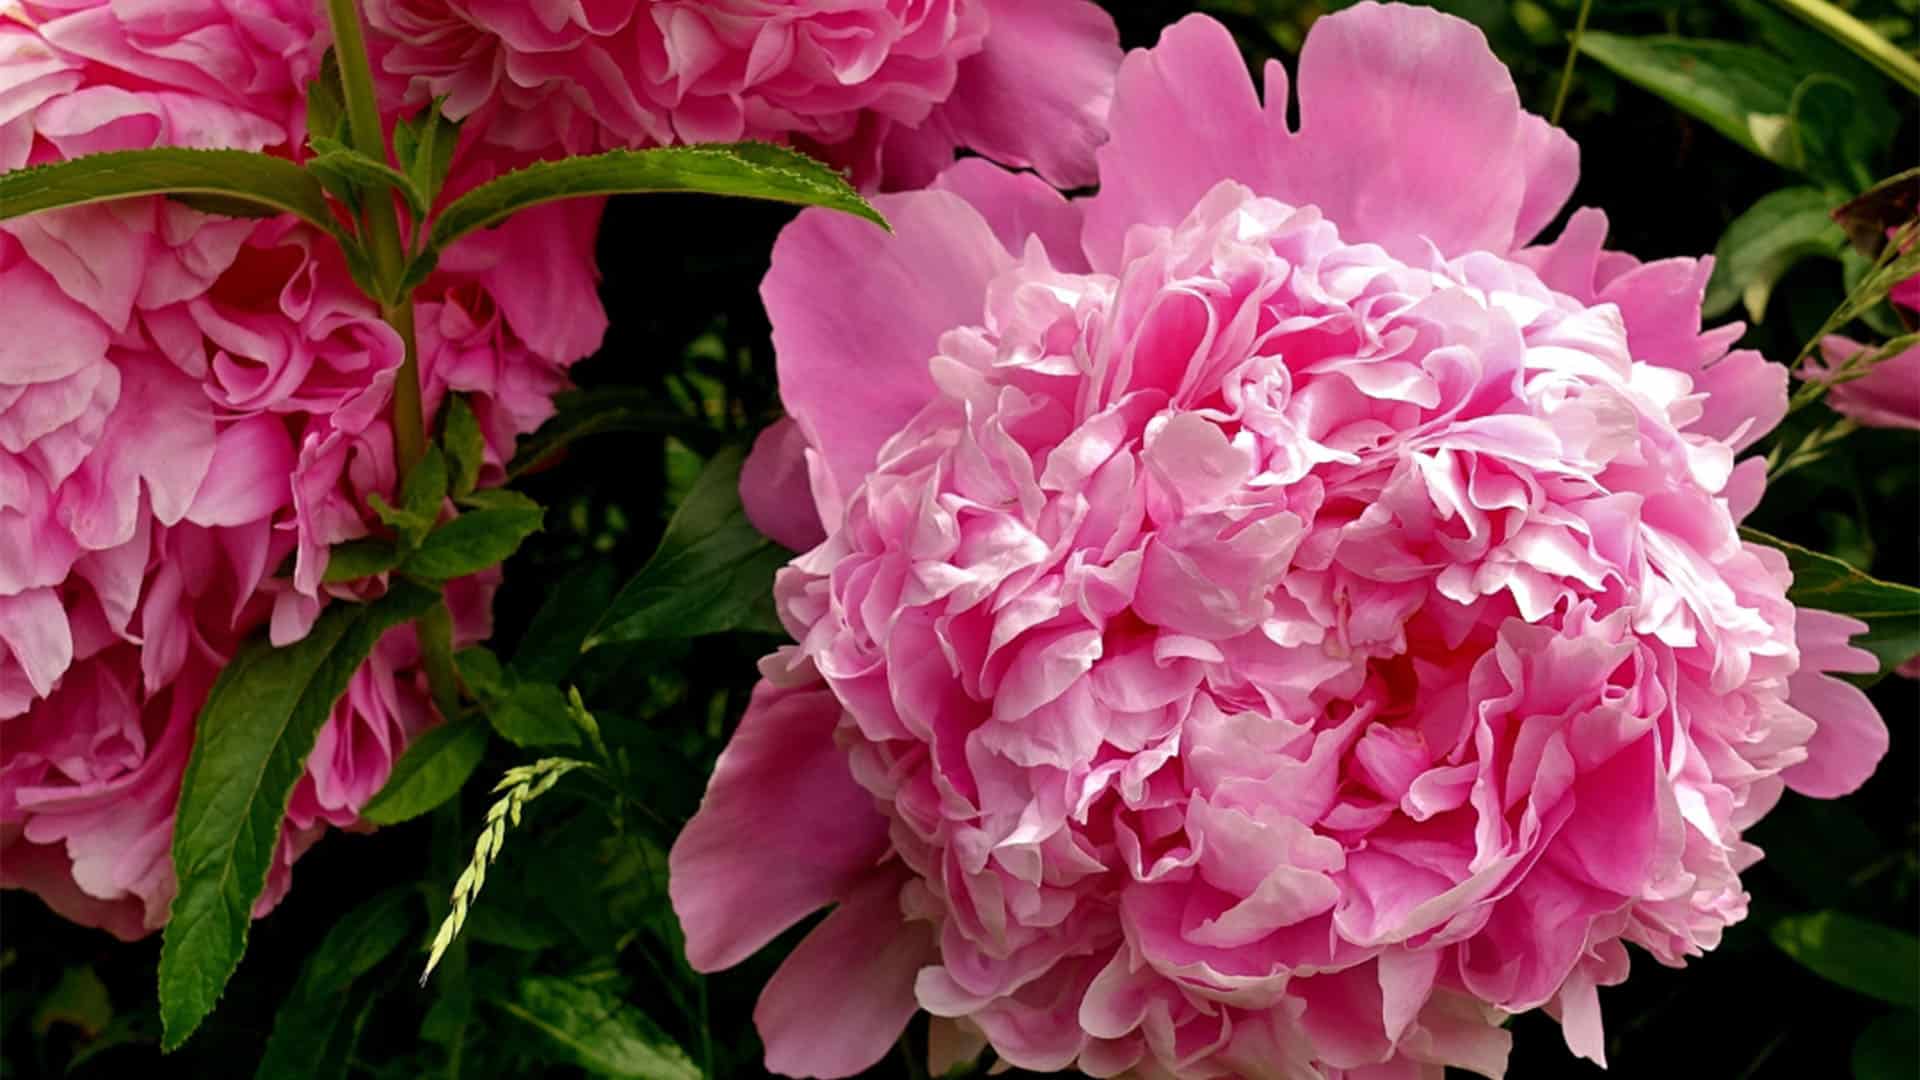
top-left (670, 7), bottom-right (1890, 1077)
top-left (361, 0), bottom-right (1121, 189)
top-left (0, 1), bottom-right (604, 938)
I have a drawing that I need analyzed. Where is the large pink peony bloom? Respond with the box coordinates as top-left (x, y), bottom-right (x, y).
top-left (670, 7), bottom-right (1891, 1077)
top-left (361, 0), bottom-right (1121, 190)
top-left (0, 2), bottom-right (605, 938)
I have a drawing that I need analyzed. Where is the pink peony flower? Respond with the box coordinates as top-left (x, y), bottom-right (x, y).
top-left (1, 2), bottom-right (605, 938)
top-left (670, 7), bottom-right (1890, 1077)
top-left (361, 0), bottom-right (1121, 190)
top-left (1798, 335), bottom-right (1920, 432)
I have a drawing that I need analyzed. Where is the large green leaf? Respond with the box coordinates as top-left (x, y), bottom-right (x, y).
top-left (158, 580), bottom-right (439, 1051)
top-left (1704, 187), bottom-right (1847, 320)
top-left (587, 446), bottom-right (788, 649)
top-left (1577, 34), bottom-right (1801, 165)
top-left (254, 889), bottom-right (413, 1080)
top-left (493, 976), bottom-right (700, 1080)
top-left (0, 148), bottom-right (340, 237)
top-left (428, 142), bottom-right (885, 253)
top-left (1772, 911), bottom-right (1920, 1008)
top-left (1743, 527), bottom-right (1920, 672)
top-left (357, 719), bottom-right (491, 825)
top-left (512, 563), bottom-right (620, 683)
top-left (1854, 1013), bottom-right (1920, 1080)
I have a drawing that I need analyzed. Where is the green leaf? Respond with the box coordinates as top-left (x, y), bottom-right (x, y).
top-left (487, 682), bottom-right (581, 749)
top-left (0, 148), bottom-right (342, 238)
top-left (1853, 1013), bottom-right (1920, 1080)
top-left (32, 967), bottom-right (111, 1039)
top-left (357, 720), bottom-right (491, 826)
top-left (255, 889), bottom-right (413, 1080)
top-left (157, 580), bottom-right (439, 1051)
top-left (1742, 527), bottom-right (1920, 672)
top-left (493, 976), bottom-right (700, 1080)
top-left (440, 395), bottom-right (485, 499)
top-left (374, 446), bottom-right (448, 549)
top-left (507, 388), bottom-right (718, 480)
top-left (455, 646), bottom-right (507, 699)
top-left (454, 486), bottom-right (541, 515)
top-left (392, 100), bottom-right (461, 207)
top-left (306, 135), bottom-right (429, 218)
top-left (320, 538), bottom-right (403, 585)
top-left (587, 446), bottom-right (788, 649)
top-left (1789, 75), bottom-right (1893, 192)
top-left (305, 50), bottom-right (347, 146)
top-left (403, 503), bottom-right (544, 582)
top-left (1577, 34), bottom-right (1802, 166)
top-left (1704, 187), bottom-right (1847, 320)
top-left (1773, 911), bottom-right (1920, 1008)
top-left (429, 142), bottom-right (885, 253)
top-left (511, 562), bottom-right (620, 683)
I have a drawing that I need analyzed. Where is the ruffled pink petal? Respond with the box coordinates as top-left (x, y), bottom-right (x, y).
top-left (741, 417), bottom-right (827, 553)
top-left (184, 414), bottom-right (295, 527)
top-left (668, 677), bottom-right (889, 972)
top-left (764, 190), bottom-right (1013, 507)
top-left (1781, 610), bottom-right (1888, 798)
top-left (754, 868), bottom-right (935, 1078)
top-left (907, 0), bottom-right (1119, 190)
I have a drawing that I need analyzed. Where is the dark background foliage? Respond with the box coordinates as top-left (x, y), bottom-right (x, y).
top-left (4, 1), bottom-right (1916, 1077)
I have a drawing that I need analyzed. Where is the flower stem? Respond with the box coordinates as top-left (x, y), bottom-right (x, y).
top-left (324, 0), bottom-right (425, 473)
top-left (1771, 0), bottom-right (1920, 95)
top-left (325, 0), bottom-right (457, 714)
top-left (1550, 0), bottom-right (1595, 127)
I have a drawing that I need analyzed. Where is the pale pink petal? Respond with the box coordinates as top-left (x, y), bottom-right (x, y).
top-left (1782, 610), bottom-right (1888, 798)
top-left (741, 417), bottom-right (827, 553)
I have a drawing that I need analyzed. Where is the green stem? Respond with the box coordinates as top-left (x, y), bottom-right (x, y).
top-left (1550, 0), bottom-right (1596, 126)
top-left (324, 0), bottom-right (425, 470)
top-left (326, 0), bottom-right (456, 713)
top-left (1771, 0), bottom-right (1920, 95)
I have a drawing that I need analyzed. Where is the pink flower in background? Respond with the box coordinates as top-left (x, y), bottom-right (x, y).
top-left (670, 6), bottom-right (1890, 1077)
top-left (362, 0), bottom-right (1121, 190)
top-left (0, 2), bottom-right (606, 939)
top-left (1799, 336), bottom-right (1920, 432)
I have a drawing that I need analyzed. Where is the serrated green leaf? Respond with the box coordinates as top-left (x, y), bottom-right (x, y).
top-left (167, 193), bottom-right (285, 219)
top-left (305, 51), bottom-right (347, 146)
top-left (493, 976), bottom-right (700, 1080)
top-left (429, 142), bottom-right (885, 254)
top-left (403, 503), bottom-right (544, 582)
top-left (377, 446), bottom-right (448, 549)
top-left (1705, 187), bottom-right (1847, 320)
top-left (1577, 34), bottom-right (1802, 166)
top-left (1743, 527), bottom-right (1920, 672)
top-left (0, 149), bottom-right (342, 239)
top-left (358, 720), bottom-right (490, 826)
top-left (254, 888), bottom-right (412, 1080)
top-left (440, 395), bottom-right (485, 499)
top-left (1853, 1013), bottom-right (1920, 1080)
top-left (1773, 911), bottom-right (1920, 1008)
top-left (507, 388), bottom-right (718, 480)
top-left (454, 486), bottom-right (542, 514)
top-left (158, 580), bottom-right (439, 1051)
top-left (487, 682), bottom-right (581, 749)
top-left (306, 137), bottom-right (429, 218)
top-left (586, 446), bottom-right (788, 649)
top-left (321, 538), bottom-right (403, 585)
top-left (393, 100), bottom-right (461, 207)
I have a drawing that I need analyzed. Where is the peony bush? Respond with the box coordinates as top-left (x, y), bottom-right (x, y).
top-left (1, 1), bottom-right (1915, 1078)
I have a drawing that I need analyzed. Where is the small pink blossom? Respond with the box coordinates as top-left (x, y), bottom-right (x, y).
top-left (670, 7), bottom-right (1889, 1077)
top-left (1798, 335), bottom-right (1920, 432)
top-left (362, 0), bottom-right (1121, 190)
